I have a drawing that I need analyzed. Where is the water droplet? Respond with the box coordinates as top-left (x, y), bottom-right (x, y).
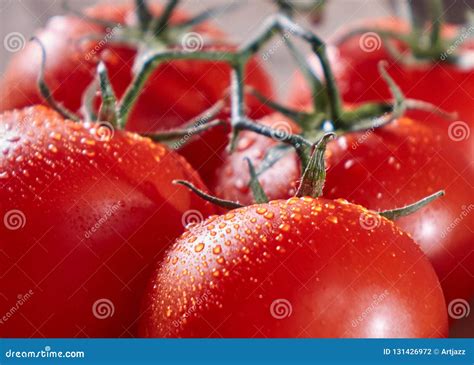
top-left (50, 132), bottom-right (62, 141)
top-left (194, 243), bottom-right (205, 252)
top-left (264, 212), bottom-right (274, 219)
top-left (256, 207), bottom-right (267, 215)
top-left (290, 213), bottom-right (301, 221)
top-left (224, 213), bottom-right (235, 220)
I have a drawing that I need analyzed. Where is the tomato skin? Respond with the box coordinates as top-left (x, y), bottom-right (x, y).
top-left (0, 106), bottom-right (215, 337)
top-left (208, 112), bottom-right (473, 306)
top-left (210, 113), bottom-right (301, 204)
top-left (324, 117), bottom-right (474, 306)
top-left (289, 18), bottom-right (474, 127)
top-left (0, 3), bottom-right (274, 174)
top-left (140, 197), bottom-right (448, 338)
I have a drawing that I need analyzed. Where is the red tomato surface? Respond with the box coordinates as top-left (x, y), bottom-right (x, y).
top-left (289, 17), bottom-right (474, 128)
top-left (0, 2), bottom-right (274, 175)
top-left (324, 117), bottom-right (474, 308)
top-left (208, 113), bottom-right (473, 308)
top-left (210, 113), bottom-right (301, 204)
top-left (140, 197), bottom-right (448, 338)
top-left (0, 106), bottom-right (214, 337)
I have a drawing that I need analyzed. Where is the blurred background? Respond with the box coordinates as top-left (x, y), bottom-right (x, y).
top-left (1, 0), bottom-right (473, 97)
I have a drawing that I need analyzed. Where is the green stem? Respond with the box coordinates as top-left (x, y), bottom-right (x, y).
top-left (136, 0), bottom-right (153, 32)
top-left (97, 62), bottom-right (119, 127)
top-left (248, 87), bottom-right (311, 123)
top-left (230, 61), bottom-right (245, 125)
top-left (174, 180), bottom-right (243, 210)
top-left (274, 0), bottom-right (294, 18)
top-left (178, 98), bottom-right (226, 130)
top-left (32, 37), bottom-right (80, 122)
top-left (429, 0), bottom-right (444, 51)
top-left (146, 119), bottom-right (224, 142)
top-left (380, 191), bottom-right (445, 220)
top-left (153, 0), bottom-right (180, 36)
top-left (296, 133), bottom-right (334, 198)
top-left (118, 50), bottom-right (234, 127)
top-left (406, 0), bottom-right (423, 36)
top-left (239, 13), bottom-right (343, 125)
top-left (228, 60), bottom-right (246, 152)
top-left (245, 158), bottom-right (269, 204)
top-left (234, 118), bottom-right (312, 153)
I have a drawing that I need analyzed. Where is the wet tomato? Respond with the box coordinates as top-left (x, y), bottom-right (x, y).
top-left (140, 197), bottom-right (448, 338)
top-left (210, 113), bottom-right (301, 204)
top-left (0, 2), bottom-right (274, 174)
top-left (324, 117), bottom-right (474, 308)
top-left (208, 113), bottom-right (473, 307)
top-left (0, 105), bottom-right (214, 337)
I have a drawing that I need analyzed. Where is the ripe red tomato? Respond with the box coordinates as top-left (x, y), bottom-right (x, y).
top-left (0, 2), bottom-right (273, 174)
top-left (324, 117), bottom-right (474, 308)
top-left (210, 113), bottom-right (301, 204)
top-left (140, 197), bottom-right (448, 337)
top-left (206, 113), bottom-right (473, 307)
top-left (0, 105), bottom-right (215, 337)
top-left (289, 18), bottom-right (474, 128)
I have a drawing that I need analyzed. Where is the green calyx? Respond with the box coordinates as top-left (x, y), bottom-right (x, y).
top-left (337, 0), bottom-right (474, 66)
top-left (67, 0), bottom-right (236, 52)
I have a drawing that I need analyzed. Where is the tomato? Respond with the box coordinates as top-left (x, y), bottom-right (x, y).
top-left (289, 17), bottom-right (474, 128)
top-left (210, 113), bottom-right (301, 204)
top-left (206, 111), bottom-right (473, 308)
top-left (324, 117), bottom-right (474, 308)
top-left (0, 105), bottom-right (215, 337)
top-left (0, 2), bottom-right (274, 175)
top-left (140, 197), bottom-right (448, 337)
